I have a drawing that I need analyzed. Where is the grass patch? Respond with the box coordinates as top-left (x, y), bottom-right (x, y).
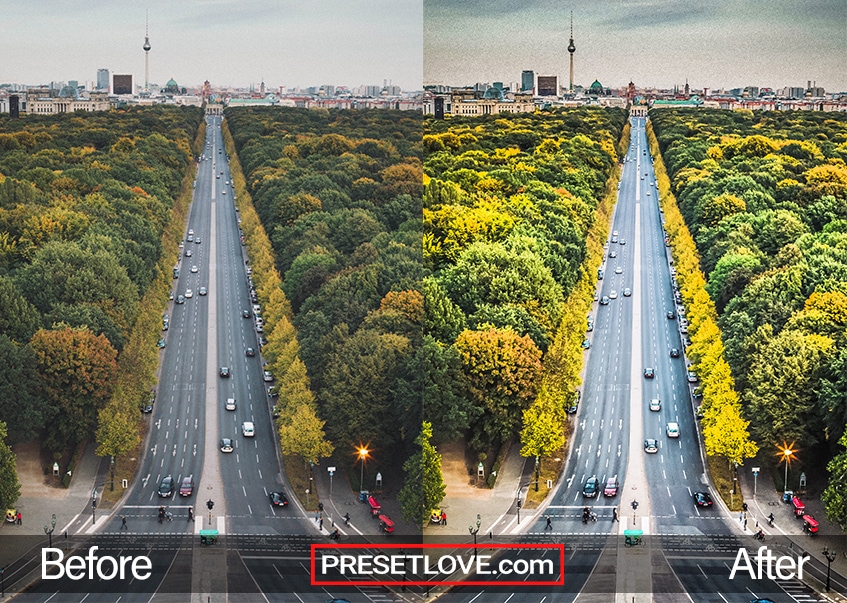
top-left (707, 455), bottom-right (745, 512)
top-left (284, 454), bottom-right (320, 512)
top-left (100, 437), bottom-right (143, 507)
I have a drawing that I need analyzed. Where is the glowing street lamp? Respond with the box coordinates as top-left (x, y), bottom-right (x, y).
top-left (779, 443), bottom-right (796, 495)
top-left (358, 446), bottom-right (369, 492)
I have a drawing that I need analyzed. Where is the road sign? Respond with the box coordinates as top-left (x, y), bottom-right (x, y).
top-left (327, 467), bottom-right (336, 472)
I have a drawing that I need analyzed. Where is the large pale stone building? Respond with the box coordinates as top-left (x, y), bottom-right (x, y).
top-left (25, 88), bottom-right (110, 114)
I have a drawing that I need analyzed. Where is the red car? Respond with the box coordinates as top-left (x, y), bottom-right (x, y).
top-left (179, 476), bottom-right (194, 497)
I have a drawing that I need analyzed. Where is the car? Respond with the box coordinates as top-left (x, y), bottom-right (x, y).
top-left (225, 180), bottom-right (230, 185)
top-left (225, 398), bottom-right (236, 411)
top-left (609, 250), bottom-right (617, 258)
top-left (611, 236), bottom-right (619, 244)
top-left (670, 348), bottom-right (680, 358)
top-left (187, 234), bottom-right (194, 242)
top-left (242, 309), bottom-right (251, 318)
top-left (263, 370), bottom-right (274, 382)
top-left (185, 289), bottom-right (193, 298)
top-left (612, 230), bottom-right (618, 237)
top-left (600, 296), bottom-right (610, 305)
top-left (176, 295), bottom-right (185, 304)
top-left (582, 475), bottom-right (599, 498)
top-left (142, 391), bottom-right (155, 414)
top-left (157, 338), bottom-right (166, 349)
top-left (615, 267), bottom-right (623, 274)
top-left (188, 229), bottom-right (194, 236)
top-left (641, 175), bottom-right (645, 180)
top-left (158, 475), bottom-right (175, 497)
top-left (593, 292), bottom-right (599, 301)
top-left (567, 391), bottom-right (581, 414)
top-left (666, 422), bottom-right (680, 438)
top-left (220, 367), bottom-right (230, 378)
top-left (693, 491), bottom-right (713, 507)
top-left (256, 324), bottom-right (263, 333)
top-left (269, 491), bottom-right (289, 507)
top-left (199, 286), bottom-right (207, 296)
top-left (609, 290), bottom-right (618, 299)
top-left (649, 398), bottom-right (661, 411)
top-left (179, 476), bottom-right (194, 497)
top-left (242, 422), bottom-right (255, 437)
top-left (623, 288), bottom-right (632, 297)
top-left (216, 174), bottom-right (220, 179)
top-left (190, 265), bottom-right (198, 274)
top-left (220, 438), bottom-right (233, 453)
top-left (687, 371), bottom-right (699, 383)
top-left (667, 310), bottom-right (676, 319)
top-left (168, 290), bottom-right (174, 300)
top-left (603, 476), bottom-right (619, 497)
top-left (581, 339), bottom-right (590, 349)
top-left (195, 237), bottom-right (201, 244)
top-left (327, 599), bottom-right (352, 603)
top-left (644, 368), bottom-right (655, 379)
top-left (644, 438), bottom-right (658, 453)
top-left (245, 347), bottom-right (255, 357)
top-left (185, 249), bottom-right (193, 257)
top-left (620, 239), bottom-right (626, 245)
top-left (586, 320), bottom-right (594, 332)
top-left (646, 191), bottom-right (651, 196)
top-left (267, 386), bottom-right (278, 398)
top-left (222, 190), bottom-right (226, 195)
top-left (162, 321), bottom-right (169, 331)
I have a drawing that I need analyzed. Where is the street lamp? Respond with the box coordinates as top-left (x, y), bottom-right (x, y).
top-left (469, 513), bottom-right (481, 561)
top-left (110, 456), bottom-right (115, 492)
top-left (358, 446), bottom-right (369, 492)
top-left (823, 548), bottom-right (837, 592)
top-left (43, 513), bottom-right (57, 560)
top-left (780, 445), bottom-right (795, 494)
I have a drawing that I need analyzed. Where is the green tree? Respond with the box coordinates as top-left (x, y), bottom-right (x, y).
top-left (822, 431), bottom-right (847, 530)
top-left (520, 398), bottom-right (565, 461)
top-left (0, 335), bottom-right (47, 444)
top-left (0, 422), bottom-right (21, 510)
top-left (702, 403), bottom-right (759, 465)
top-left (278, 403), bottom-right (334, 464)
top-left (398, 422), bottom-right (445, 526)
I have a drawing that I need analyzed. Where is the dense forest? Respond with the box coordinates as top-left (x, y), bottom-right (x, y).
top-left (225, 107), bottom-right (424, 486)
top-left (423, 108), bottom-right (626, 453)
top-left (0, 107), bottom-right (202, 460)
top-left (650, 109), bottom-right (847, 525)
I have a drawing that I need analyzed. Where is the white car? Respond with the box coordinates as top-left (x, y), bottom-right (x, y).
top-left (191, 265), bottom-right (198, 273)
top-left (184, 289), bottom-right (193, 298)
top-left (242, 422), bottom-right (255, 437)
top-left (650, 399), bottom-right (661, 411)
top-left (225, 398), bottom-right (236, 411)
top-left (615, 267), bottom-right (623, 274)
top-left (609, 290), bottom-right (618, 299)
top-left (666, 422), bottom-right (680, 438)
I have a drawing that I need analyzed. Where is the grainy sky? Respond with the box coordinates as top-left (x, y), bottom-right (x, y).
top-left (425, 0), bottom-right (847, 92)
top-left (1, 0), bottom-right (423, 90)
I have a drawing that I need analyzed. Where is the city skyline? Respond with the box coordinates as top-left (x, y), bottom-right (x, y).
top-left (2, 0), bottom-right (422, 91)
top-left (425, 0), bottom-right (847, 92)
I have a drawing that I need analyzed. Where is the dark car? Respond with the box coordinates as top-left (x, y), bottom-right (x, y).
top-left (667, 310), bottom-right (676, 319)
top-left (241, 309), bottom-right (251, 318)
top-left (582, 475), bottom-right (599, 498)
top-left (179, 476), bottom-right (194, 497)
top-left (600, 296), bottom-right (610, 305)
top-left (142, 391), bottom-right (155, 414)
top-left (246, 347), bottom-right (255, 357)
top-left (567, 391), bottom-right (581, 414)
top-left (269, 491), bottom-right (289, 507)
top-left (176, 295), bottom-right (185, 305)
top-left (220, 367), bottom-right (230, 378)
top-left (693, 491), bottom-right (713, 507)
top-left (644, 368), bottom-right (655, 379)
top-left (158, 475), bottom-right (175, 498)
top-left (157, 338), bottom-right (166, 349)
top-left (670, 348), bottom-right (680, 358)
top-left (581, 339), bottom-right (590, 349)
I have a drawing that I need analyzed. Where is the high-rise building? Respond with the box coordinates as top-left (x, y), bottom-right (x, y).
top-left (567, 12), bottom-right (576, 93)
top-left (113, 74), bottom-right (133, 95)
top-left (537, 75), bottom-right (558, 97)
top-left (521, 70), bottom-right (534, 93)
top-left (97, 69), bottom-right (109, 91)
top-left (143, 11), bottom-right (151, 92)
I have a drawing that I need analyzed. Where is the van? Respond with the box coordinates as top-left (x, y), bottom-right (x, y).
top-left (242, 421), bottom-right (255, 437)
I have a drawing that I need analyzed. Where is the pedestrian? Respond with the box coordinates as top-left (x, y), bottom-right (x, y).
top-left (612, 507), bottom-right (619, 522)
top-left (545, 516), bottom-right (552, 530)
top-left (16, 511), bottom-right (22, 525)
top-left (319, 518), bottom-right (323, 531)
top-left (318, 502), bottom-right (324, 512)
top-left (343, 513), bottom-right (350, 526)
top-left (188, 506), bottom-right (194, 522)
top-left (158, 506), bottom-right (165, 524)
top-left (120, 515), bottom-right (128, 530)
top-left (315, 511), bottom-right (319, 522)
top-left (743, 518), bottom-right (748, 531)
top-left (441, 511), bottom-right (447, 526)
top-left (739, 512), bottom-right (743, 522)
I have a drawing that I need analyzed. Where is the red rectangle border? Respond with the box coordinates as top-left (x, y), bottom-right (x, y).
top-left (310, 542), bottom-right (565, 587)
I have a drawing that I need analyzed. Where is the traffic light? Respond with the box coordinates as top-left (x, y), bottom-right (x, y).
top-left (516, 499), bottom-right (522, 509)
top-left (206, 499), bottom-right (214, 510)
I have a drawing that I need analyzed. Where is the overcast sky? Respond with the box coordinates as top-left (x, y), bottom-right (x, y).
top-left (1, 0), bottom-right (423, 91)
top-left (425, 0), bottom-right (847, 92)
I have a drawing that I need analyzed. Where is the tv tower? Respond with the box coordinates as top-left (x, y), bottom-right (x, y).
top-left (567, 11), bottom-right (576, 93)
top-left (143, 10), bottom-right (151, 92)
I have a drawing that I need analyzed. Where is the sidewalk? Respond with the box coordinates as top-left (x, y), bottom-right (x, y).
top-left (426, 440), bottom-right (528, 539)
top-left (311, 458), bottom-right (419, 538)
top-left (737, 458), bottom-right (847, 592)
